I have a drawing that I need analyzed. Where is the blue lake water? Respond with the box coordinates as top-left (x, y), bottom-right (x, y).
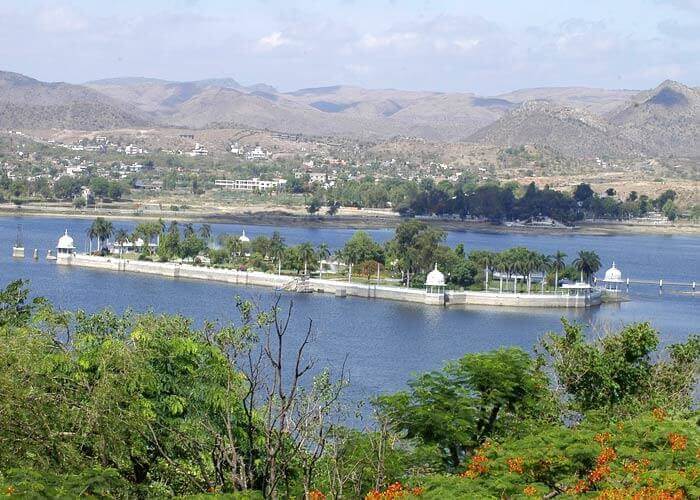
top-left (1, 215), bottom-right (698, 406)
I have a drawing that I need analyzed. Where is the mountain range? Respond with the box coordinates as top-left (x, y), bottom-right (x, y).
top-left (1, 70), bottom-right (698, 158)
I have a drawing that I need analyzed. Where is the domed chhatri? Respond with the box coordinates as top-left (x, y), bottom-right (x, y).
top-left (602, 261), bottom-right (624, 293)
top-left (56, 229), bottom-right (76, 261)
top-left (425, 263), bottom-right (446, 295)
top-left (604, 262), bottom-right (623, 283)
top-left (239, 229), bottom-right (250, 243)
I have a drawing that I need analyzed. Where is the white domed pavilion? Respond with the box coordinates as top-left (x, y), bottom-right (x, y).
top-left (239, 230), bottom-right (250, 243)
top-left (425, 263), bottom-right (445, 295)
top-left (602, 262), bottom-right (623, 292)
top-left (56, 230), bottom-right (75, 261)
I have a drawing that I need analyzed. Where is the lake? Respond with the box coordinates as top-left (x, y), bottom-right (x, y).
top-left (1, 215), bottom-right (698, 408)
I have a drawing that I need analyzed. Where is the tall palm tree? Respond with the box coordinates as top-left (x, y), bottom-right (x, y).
top-left (550, 250), bottom-right (567, 291)
top-left (114, 228), bottom-right (129, 258)
top-left (183, 223), bottom-right (195, 238)
top-left (88, 217), bottom-right (113, 253)
top-left (524, 252), bottom-right (539, 293)
top-left (86, 222), bottom-right (98, 254)
top-left (157, 219), bottom-right (166, 245)
top-left (199, 223), bottom-right (212, 243)
top-left (572, 250), bottom-right (601, 283)
top-left (271, 243), bottom-right (286, 275)
top-left (298, 242), bottom-right (315, 276)
top-left (99, 220), bottom-right (114, 251)
top-left (539, 254), bottom-right (552, 293)
top-left (317, 243), bottom-right (330, 277)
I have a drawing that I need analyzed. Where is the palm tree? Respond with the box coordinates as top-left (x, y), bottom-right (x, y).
top-left (298, 242), bottom-right (315, 276)
top-left (183, 223), bottom-right (195, 238)
top-left (317, 243), bottom-right (330, 277)
top-left (271, 243), bottom-right (286, 275)
top-left (87, 217), bottom-right (113, 253)
top-left (199, 224), bottom-right (212, 243)
top-left (157, 219), bottom-right (166, 245)
top-left (114, 228), bottom-right (129, 258)
top-left (539, 254), bottom-right (552, 293)
top-left (550, 250), bottom-right (567, 291)
top-left (572, 250), bottom-right (601, 283)
top-left (524, 252), bottom-right (539, 293)
top-left (86, 223), bottom-right (98, 254)
top-left (99, 220), bottom-right (114, 251)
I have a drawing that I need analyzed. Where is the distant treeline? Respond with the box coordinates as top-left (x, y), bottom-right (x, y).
top-left (0, 173), bottom-right (128, 205)
top-left (300, 177), bottom-right (681, 223)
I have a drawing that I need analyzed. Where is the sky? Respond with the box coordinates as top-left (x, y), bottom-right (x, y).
top-left (1, 0), bottom-right (698, 95)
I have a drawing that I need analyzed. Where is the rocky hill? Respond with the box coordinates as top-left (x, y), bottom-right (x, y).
top-left (0, 71), bottom-right (149, 130)
top-left (2, 71), bottom-right (697, 158)
top-left (467, 101), bottom-right (646, 158)
top-left (608, 80), bottom-right (700, 157)
top-left (496, 87), bottom-right (637, 114)
top-left (86, 80), bottom-right (513, 140)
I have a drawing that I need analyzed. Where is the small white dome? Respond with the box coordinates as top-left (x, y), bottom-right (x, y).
top-left (604, 262), bottom-right (623, 282)
top-left (135, 237), bottom-right (145, 246)
top-left (239, 229), bottom-right (250, 243)
top-left (57, 230), bottom-right (75, 249)
top-left (426, 263), bottom-right (445, 287)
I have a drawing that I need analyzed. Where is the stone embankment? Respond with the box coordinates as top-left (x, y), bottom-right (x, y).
top-left (59, 254), bottom-right (602, 308)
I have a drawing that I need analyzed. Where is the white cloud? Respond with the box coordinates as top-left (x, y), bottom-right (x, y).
top-left (345, 63), bottom-right (370, 75)
top-left (357, 32), bottom-right (418, 50)
top-left (453, 38), bottom-right (480, 51)
top-left (658, 0), bottom-right (700, 13)
top-left (35, 5), bottom-right (86, 33)
top-left (257, 31), bottom-right (292, 49)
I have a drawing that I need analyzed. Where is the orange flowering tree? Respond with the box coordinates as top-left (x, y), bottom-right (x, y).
top-left (416, 411), bottom-right (699, 498)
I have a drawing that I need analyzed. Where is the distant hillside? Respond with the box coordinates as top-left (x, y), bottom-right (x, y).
top-left (88, 80), bottom-right (516, 140)
top-left (497, 87), bottom-right (637, 115)
top-left (3, 70), bottom-right (697, 158)
top-left (467, 101), bottom-right (645, 158)
top-left (0, 71), bottom-right (149, 130)
top-left (608, 80), bottom-right (700, 157)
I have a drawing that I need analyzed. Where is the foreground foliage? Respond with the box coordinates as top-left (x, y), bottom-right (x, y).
top-left (0, 280), bottom-right (698, 498)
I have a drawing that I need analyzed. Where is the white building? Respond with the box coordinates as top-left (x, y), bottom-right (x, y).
top-left (125, 144), bottom-right (143, 155)
top-left (425, 263), bottom-right (446, 295)
top-left (600, 262), bottom-right (624, 293)
top-left (215, 178), bottom-right (287, 191)
top-left (56, 230), bottom-right (76, 262)
top-left (189, 143), bottom-right (208, 157)
top-left (246, 146), bottom-right (267, 160)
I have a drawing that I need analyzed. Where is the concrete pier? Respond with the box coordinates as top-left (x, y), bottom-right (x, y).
top-left (58, 254), bottom-right (602, 309)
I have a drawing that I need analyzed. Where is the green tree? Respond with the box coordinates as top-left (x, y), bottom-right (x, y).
top-left (298, 242), bottom-right (316, 275)
top-left (572, 250), bottom-right (601, 283)
top-left (662, 200), bottom-right (678, 221)
top-left (114, 228), bottom-right (129, 258)
top-left (550, 250), bottom-right (567, 290)
top-left (341, 231), bottom-right (384, 267)
top-left (375, 348), bottom-right (556, 468)
top-left (541, 320), bottom-right (700, 414)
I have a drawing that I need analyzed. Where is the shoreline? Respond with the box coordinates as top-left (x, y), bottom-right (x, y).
top-left (58, 253), bottom-right (603, 309)
top-left (1, 204), bottom-right (698, 236)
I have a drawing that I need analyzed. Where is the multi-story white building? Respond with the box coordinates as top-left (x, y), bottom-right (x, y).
top-left (124, 144), bottom-right (144, 155)
top-left (189, 143), bottom-right (208, 157)
top-left (245, 146), bottom-right (267, 160)
top-left (215, 178), bottom-right (287, 191)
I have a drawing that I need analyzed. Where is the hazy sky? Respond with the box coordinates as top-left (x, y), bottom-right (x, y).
top-left (1, 0), bottom-right (698, 94)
